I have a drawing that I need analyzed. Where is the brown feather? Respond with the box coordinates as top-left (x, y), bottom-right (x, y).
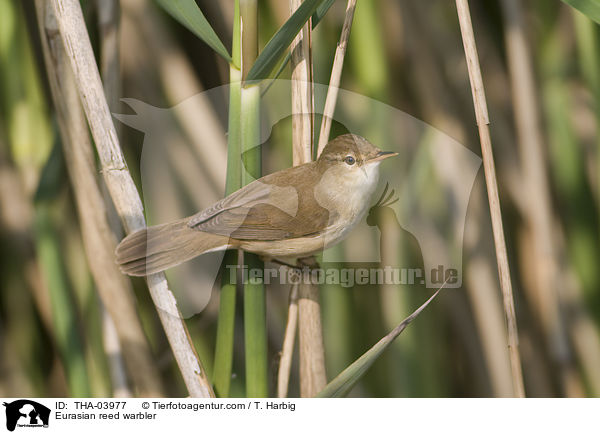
top-left (189, 162), bottom-right (331, 240)
top-left (116, 218), bottom-right (233, 276)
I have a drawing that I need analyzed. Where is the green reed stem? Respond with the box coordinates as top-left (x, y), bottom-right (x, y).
top-left (213, 0), bottom-right (242, 397)
top-left (240, 0), bottom-right (268, 398)
top-left (240, 84), bottom-right (267, 396)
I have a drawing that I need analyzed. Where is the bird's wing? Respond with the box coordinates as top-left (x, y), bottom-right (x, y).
top-left (188, 167), bottom-right (331, 240)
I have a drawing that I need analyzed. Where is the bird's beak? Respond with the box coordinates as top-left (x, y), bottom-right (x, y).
top-left (367, 151), bottom-right (398, 163)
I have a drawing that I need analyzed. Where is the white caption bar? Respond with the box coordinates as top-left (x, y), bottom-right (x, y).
top-left (0, 398), bottom-right (596, 433)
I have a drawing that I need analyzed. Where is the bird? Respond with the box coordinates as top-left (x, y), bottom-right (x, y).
top-left (116, 134), bottom-right (397, 276)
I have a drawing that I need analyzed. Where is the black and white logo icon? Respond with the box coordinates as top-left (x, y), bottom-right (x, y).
top-left (3, 400), bottom-right (50, 432)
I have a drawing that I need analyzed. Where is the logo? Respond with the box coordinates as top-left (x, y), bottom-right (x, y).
top-left (3, 400), bottom-right (50, 432)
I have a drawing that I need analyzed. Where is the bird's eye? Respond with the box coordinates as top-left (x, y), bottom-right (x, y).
top-left (344, 155), bottom-right (356, 165)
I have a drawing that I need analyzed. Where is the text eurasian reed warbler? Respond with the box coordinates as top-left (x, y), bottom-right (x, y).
top-left (116, 134), bottom-right (397, 275)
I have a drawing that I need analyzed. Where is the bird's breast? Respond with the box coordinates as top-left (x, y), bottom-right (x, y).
top-left (315, 164), bottom-right (380, 220)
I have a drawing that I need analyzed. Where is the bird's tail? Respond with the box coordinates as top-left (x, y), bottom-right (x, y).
top-left (116, 218), bottom-right (231, 276)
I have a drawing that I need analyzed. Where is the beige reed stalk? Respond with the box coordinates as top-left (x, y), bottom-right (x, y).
top-left (289, 0), bottom-right (327, 397)
top-left (399, 4), bottom-right (514, 396)
top-left (290, 0), bottom-right (314, 164)
top-left (36, 0), bottom-right (163, 396)
top-left (454, 0), bottom-right (525, 397)
top-left (48, 0), bottom-right (213, 397)
top-left (94, 0), bottom-right (132, 396)
top-left (499, 0), bottom-right (586, 396)
top-left (277, 283), bottom-right (299, 397)
top-left (95, 0), bottom-right (120, 129)
top-left (101, 308), bottom-right (131, 397)
top-left (317, 0), bottom-right (357, 156)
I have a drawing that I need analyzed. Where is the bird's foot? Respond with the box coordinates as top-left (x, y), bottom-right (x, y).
top-left (262, 257), bottom-right (298, 269)
top-left (262, 256), bottom-right (320, 271)
top-left (297, 256), bottom-right (320, 270)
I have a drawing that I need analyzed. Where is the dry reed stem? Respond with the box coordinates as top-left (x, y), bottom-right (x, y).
top-left (102, 308), bottom-right (131, 397)
top-left (96, 0), bottom-right (120, 128)
top-left (290, 0), bottom-right (314, 164)
top-left (289, 0), bottom-right (326, 397)
top-left (454, 0), bottom-right (525, 397)
top-left (297, 281), bottom-right (327, 396)
top-left (402, 4), bottom-right (514, 395)
top-left (316, 0), bottom-right (357, 156)
top-left (500, 0), bottom-right (582, 396)
top-left (466, 258), bottom-right (515, 396)
top-left (36, 0), bottom-right (164, 396)
top-left (48, 0), bottom-right (213, 397)
top-left (277, 282), bottom-right (299, 397)
top-left (461, 173), bottom-right (515, 396)
top-left (95, 0), bottom-right (132, 397)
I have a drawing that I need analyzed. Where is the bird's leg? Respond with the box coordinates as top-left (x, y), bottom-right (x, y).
top-left (264, 256), bottom-right (320, 271)
top-left (262, 257), bottom-right (321, 286)
top-left (297, 256), bottom-right (320, 270)
top-left (260, 257), bottom-right (307, 285)
top-left (261, 257), bottom-right (320, 287)
top-left (262, 257), bottom-right (301, 270)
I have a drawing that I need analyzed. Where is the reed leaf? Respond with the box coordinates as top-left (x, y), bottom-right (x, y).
top-left (317, 289), bottom-right (442, 398)
top-left (313, 0), bottom-right (336, 25)
top-left (260, 0), bottom-right (335, 94)
top-left (154, 0), bottom-right (232, 62)
top-left (561, 0), bottom-right (600, 24)
top-left (245, 0), bottom-right (326, 82)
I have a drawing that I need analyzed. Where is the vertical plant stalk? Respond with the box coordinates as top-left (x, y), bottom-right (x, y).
top-left (290, 0), bottom-right (314, 163)
top-left (455, 0), bottom-right (525, 397)
top-left (213, 0), bottom-right (242, 398)
top-left (402, 2), bottom-right (516, 396)
top-left (102, 309), bottom-right (131, 397)
top-left (316, 0), bottom-right (357, 156)
top-left (95, 0), bottom-right (134, 397)
top-left (240, 0), bottom-right (268, 397)
top-left (277, 282), bottom-right (299, 397)
top-left (243, 252), bottom-right (268, 397)
top-left (95, 0), bottom-right (120, 125)
top-left (36, 0), bottom-right (164, 396)
top-left (500, 0), bottom-right (581, 396)
top-left (212, 251), bottom-right (237, 398)
top-left (290, 0), bottom-right (326, 398)
top-left (48, 0), bottom-right (213, 397)
top-left (297, 279), bottom-right (327, 396)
